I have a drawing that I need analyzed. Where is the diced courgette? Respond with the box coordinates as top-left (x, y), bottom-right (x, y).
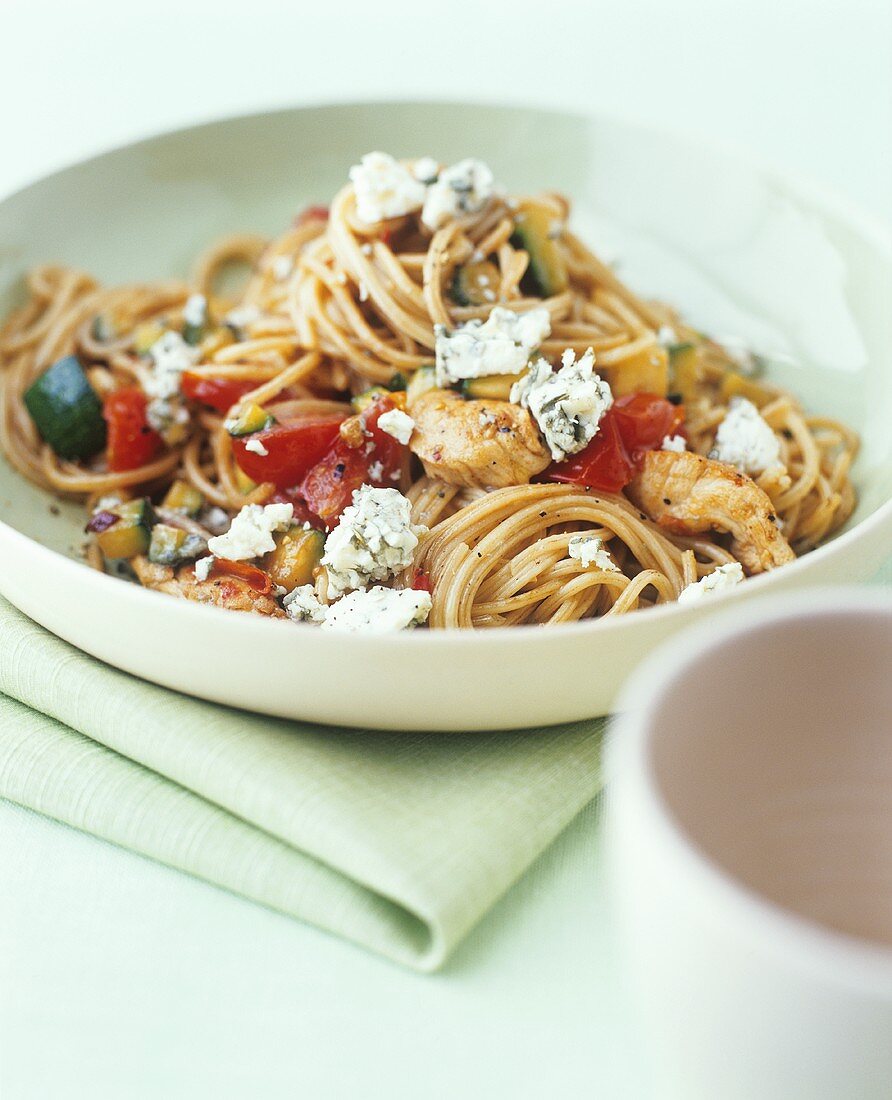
top-left (406, 365), bottom-right (438, 404)
top-left (148, 523), bottom-right (207, 566)
top-left (235, 466), bottom-right (257, 495)
top-left (352, 386), bottom-right (390, 413)
top-left (450, 260), bottom-right (500, 306)
top-left (88, 498), bottom-right (156, 559)
top-left (669, 343), bottom-right (702, 401)
top-left (460, 373), bottom-right (523, 401)
top-left (510, 201), bottom-right (569, 298)
top-left (162, 480), bottom-right (205, 517)
top-left (133, 321), bottom-right (166, 357)
top-left (719, 372), bottom-right (772, 408)
top-left (263, 527), bottom-right (325, 591)
top-left (23, 355), bottom-right (107, 460)
top-left (608, 345), bottom-right (669, 398)
top-left (386, 372), bottom-right (407, 392)
top-left (225, 403), bottom-right (275, 437)
top-left (182, 294), bottom-right (209, 347)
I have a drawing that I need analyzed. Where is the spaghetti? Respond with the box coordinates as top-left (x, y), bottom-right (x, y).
top-left (0, 153), bottom-right (859, 630)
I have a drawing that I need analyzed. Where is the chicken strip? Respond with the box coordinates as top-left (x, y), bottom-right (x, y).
top-left (408, 388), bottom-right (550, 489)
top-left (132, 557), bottom-right (286, 617)
top-left (627, 450), bottom-right (794, 573)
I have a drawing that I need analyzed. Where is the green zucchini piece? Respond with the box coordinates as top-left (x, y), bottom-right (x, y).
top-left (450, 260), bottom-right (500, 306)
top-left (460, 373), bottom-right (523, 401)
top-left (148, 524), bottom-right (207, 566)
top-left (352, 386), bottom-right (390, 413)
top-left (132, 321), bottom-right (166, 357)
top-left (264, 527), bottom-right (325, 591)
top-left (182, 294), bottom-right (209, 347)
top-left (89, 498), bottom-right (156, 560)
top-left (510, 201), bottom-right (568, 297)
top-left (225, 402), bottom-right (275, 437)
top-left (386, 372), bottom-right (407, 392)
top-left (406, 365), bottom-right (438, 404)
top-left (23, 355), bottom-right (107, 460)
top-left (162, 480), bottom-right (204, 517)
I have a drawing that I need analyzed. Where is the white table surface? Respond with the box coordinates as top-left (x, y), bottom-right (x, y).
top-left (1, 1), bottom-right (890, 1096)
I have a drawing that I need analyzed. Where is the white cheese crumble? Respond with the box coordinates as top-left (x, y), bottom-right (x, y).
top-left (144, 331), bottom-right (197, 439)
top-left (244, 438), bottom-right (269, 456)
top-left (225, 304), bottom-right (260, 332)
top-left (661, 434), bottom-right (687, 453)
top-left (421, 159), bottom-right (495, 231)
top-left (377, 408), bottom-right (415, 445)
top-left (183, 293), bottom-right (208, 328)
top-left (322, 485), bottom-right (425, 596)
top-left (194, 556), bottom-right (214, 582)
top-left (272, 255), bottom-right (293, 281)
top-left (349, 152), bottom-right (427, 224)
top-left (510, 347), bottom-right (613, 462)
top-left (412, 156), bottom-right (440, 184)
top-left (435, 306), bottom-right (551, 386)
top-left (322, 586), bottom-right (432, 632)
top-left (283, 584), bottom-right (327, 624)
top-left (567, 535), bottom-right (619, 572)
top-left (206, 502), bottom-right (294, 561)
top-left (677, 562), bottom-right (745, 605)
top-left (709, 397), bottom-right (782, 476)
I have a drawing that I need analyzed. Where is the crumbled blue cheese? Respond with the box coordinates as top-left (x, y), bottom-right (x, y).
top-left (322, 586), bottom-right (432, 632)
top-left (677, 561), bottom-right (745, 604)
top-left (322, 485), bottom-right (425, 596)
top-left (435, 307), bottom-right (551, 386)
top-left (377, 408), bottom-right (415, 445)
top-left (144, 331), bottom-right (197, 441)
top-left (244, 438), bottom-right (269, 456)
top-left (194, 556), bottom-right (214, 582)
top-left (206, 502), bottom-right (293, 561)
top-left (412, 157), bottom-right (440, 184)
top-left (568, 535), bottom-right (619, 572)
top-left (661, 434), bottom-right (687, 453)
top-left (349, 152), bottom-right (427, 224)
top-left (183, 293), bottom-right (208, 328)
top-left (510, 348), bottom-right (613, 462)
top-left (283, 584), bottom-right (327, 624)
top-left (709, 397), bottom-right (782, 476)
top-left (421, 159), bottom-right (495, 231)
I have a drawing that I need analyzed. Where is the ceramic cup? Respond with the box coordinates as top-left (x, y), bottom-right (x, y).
top-left (606, 589), bottom-right (892, 1100)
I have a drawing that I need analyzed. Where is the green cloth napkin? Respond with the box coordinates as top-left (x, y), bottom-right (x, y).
top-left (0, 596), bottom-right (603, 971)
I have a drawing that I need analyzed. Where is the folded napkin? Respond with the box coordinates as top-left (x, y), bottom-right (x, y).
top-left (0, 596), bottom-right (603, 970)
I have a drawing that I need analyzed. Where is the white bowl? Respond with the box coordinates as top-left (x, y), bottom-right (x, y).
top-left (0, 103), bottom-right (890, 730)
top-left (606, 590), bottom-right (892, 1099)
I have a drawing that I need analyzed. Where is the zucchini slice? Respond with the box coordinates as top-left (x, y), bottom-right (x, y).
top-left (460, 373), bottom-right (523, 401)
top-left (406, 365), bottom-right (438, 404)
top-left (148, 523), bottom-right (207, 566)
top-left (162, 480), bottom-right (204, 517)
top-left (352, 386), bottom-right (391, 413)
top-left (225, 403), bottom-right (275, 437)
top-left (89, 498), bottom-right (156, 559)
top-left (450, 260), bottom-right (500, 306)
top-left (264, 527), bottom-right (325, 591)
top-left (510, 201), bottom-right (568, 298)
top-left (132, 321), bottom-right (166, 357)
top-left (23, 355), bottom-right (107, 460)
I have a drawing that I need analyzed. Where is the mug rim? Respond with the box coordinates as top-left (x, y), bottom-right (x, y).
top-left (608, 586), bottom-right (892, 998)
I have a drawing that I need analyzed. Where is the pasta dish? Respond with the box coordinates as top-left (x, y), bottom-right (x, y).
top-left (0, 152), bottom-right (859, 631)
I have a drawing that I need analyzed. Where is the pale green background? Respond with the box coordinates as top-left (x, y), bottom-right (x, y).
top-left (1, 1), bottom-right (890, 1097)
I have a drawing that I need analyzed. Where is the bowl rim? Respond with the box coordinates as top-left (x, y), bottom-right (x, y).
top-left (609, 587), bottom-right (892, 994)
top-left (1, 98), bottom-right (891, 649)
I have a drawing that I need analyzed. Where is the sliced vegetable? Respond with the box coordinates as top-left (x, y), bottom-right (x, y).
top-left (23, 355), bottom-right (107, 460)
top-left (231, 414), bottom-right (345, 489)
top-left (461, 373), bottom-right (523, 401)
top-left (352, 386), bottom-right (391, 413)
top-left (103, 386), bottom-right (163, 472)
top-left (406, 365), bottom-right (438, 404)
top-left (450, 259), bottom-right (500, 306)
top-left (669, 343), bottom-right (702, 401)
top-left (510, 201), bottom-right (568, 297)
top-left (300, 395), bottom-right (403, 528)
top-left (609, 345), bottom-right (669, 398)
top-left (148, 524), bottom-right (207, 566)
top-left (198, 326), bottom-right (235, 358)
top-left (182, 299), bottom-right (209, 347)
top-left (182, 371), bottom-right (257, 414)
top-left (205, 557), bottom-right (273, 594)
top-left (132, 321), bottom-right (166, 357)
top-left (234, 466), bottom-right (258, 495)
top-left (263, 527), bottom-right (325, 591)
top-left (87, 498), bottom-right (156, 559)
top-left (719, 372), bottom-right (772, 408)
top-left (162, 480), bottom-right (204, 517)
top-left (545, 394), bottom-right (685, 494)
top-left (225, 402), bottom-right (275, 437)
top-left (386, 372), bottom-right (407, 392)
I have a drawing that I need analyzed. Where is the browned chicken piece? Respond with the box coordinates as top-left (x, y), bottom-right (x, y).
top-left (131, 557), bottom-right (286, 617)
top-left (408, 388), bottom-right (550, 489)
top-left (627, 450), bottom-right (795, 574)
